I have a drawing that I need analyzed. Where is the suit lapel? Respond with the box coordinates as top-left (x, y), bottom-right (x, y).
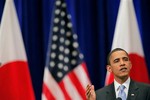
top-left (106, 83), bottom-right (116, 100)
top-left (127, 80), bottom-right (139, 100)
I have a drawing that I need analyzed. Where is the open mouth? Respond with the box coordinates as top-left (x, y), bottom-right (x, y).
top-left (120, 67), bottom-right (127, 71)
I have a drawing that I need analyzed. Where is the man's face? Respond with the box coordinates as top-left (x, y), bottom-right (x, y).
top-left (107, 50), bottom-right (132, 79)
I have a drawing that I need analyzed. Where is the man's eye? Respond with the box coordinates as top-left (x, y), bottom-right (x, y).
top-left (114, 59), bottom-right (119, 63)
top-left (123, 57), bottom-right (129, 61)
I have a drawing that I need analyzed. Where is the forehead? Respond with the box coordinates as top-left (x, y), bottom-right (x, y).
top-left (110, 50), bottom-right (129, 60)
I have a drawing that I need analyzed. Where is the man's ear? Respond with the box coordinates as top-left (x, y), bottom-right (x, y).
top-left (106, 65), bottom-right (112, 73)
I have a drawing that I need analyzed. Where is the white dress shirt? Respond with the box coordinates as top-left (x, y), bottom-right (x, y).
top-left (114, 77), bottom-right (131, 98)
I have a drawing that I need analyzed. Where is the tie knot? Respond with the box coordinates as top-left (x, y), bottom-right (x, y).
top-left (119, 85), bottom-right (125, 91)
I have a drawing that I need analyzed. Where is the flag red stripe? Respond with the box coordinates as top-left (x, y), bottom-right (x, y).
top-left (59, 81), bottom-right (71, 100)
top-left (68, 68), bottom-right (86, 99)
top-left (43, 83), bottom-right (55, 100)
top-left (0, 61), bottom-right (35, 100)
top-left (81, 62), bottom-right (90, 79)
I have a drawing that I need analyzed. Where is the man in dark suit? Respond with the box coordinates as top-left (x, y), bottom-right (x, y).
top-left (85, 48), bottom-right (150, 100)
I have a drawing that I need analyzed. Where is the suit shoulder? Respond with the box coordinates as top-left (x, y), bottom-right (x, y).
top-left (135, 81), bottom-right (150, 88)
top-left (95, 84), bottom-right (115, 100)
top-left (95, 84), bottom-right (112, 94)
top-left (133, 81), bottom-right (150, 91)
top-left (95, 85), bottom-right (109, 99)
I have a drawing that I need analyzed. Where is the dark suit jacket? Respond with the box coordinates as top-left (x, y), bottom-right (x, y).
top-left (96, 80), bottom-right (150, 100)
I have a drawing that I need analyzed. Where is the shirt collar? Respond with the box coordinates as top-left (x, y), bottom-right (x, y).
top-left (114, 77), bottom-right (130, 92)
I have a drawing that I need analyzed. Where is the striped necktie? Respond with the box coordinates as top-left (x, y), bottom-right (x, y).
top-left (118, 85), bottom-right (126, 100)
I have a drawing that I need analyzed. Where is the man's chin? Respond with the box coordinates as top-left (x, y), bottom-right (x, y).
top-left (119, 73), bottom-right (129, 79)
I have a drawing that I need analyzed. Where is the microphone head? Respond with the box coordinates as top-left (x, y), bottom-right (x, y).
top-left (116, 97), bottom-right (122, 100)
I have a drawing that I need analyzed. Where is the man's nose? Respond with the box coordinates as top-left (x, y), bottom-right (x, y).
top-left (120, 60), bottom-right (125, 66)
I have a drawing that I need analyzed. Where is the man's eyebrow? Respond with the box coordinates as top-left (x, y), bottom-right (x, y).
top-left (113, 58), bottom-right (119, 61)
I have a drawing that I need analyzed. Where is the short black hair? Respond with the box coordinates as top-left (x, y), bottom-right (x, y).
top-left (107, 48), bottom-right (129, 65)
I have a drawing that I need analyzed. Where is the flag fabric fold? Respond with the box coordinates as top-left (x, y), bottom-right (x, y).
top-left (105, 0), bottom-right (149, 85)
top-left (0, 0), bottom-right (35, 99)
top-left (42, 0), bottom-right (91, 100)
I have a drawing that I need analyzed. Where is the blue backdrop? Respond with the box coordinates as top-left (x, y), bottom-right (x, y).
top-left (0, 0), bottom-right (150, 99)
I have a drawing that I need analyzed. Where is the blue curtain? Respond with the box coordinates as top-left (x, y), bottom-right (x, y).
top-left (0, 0), bottom-right (150, 99)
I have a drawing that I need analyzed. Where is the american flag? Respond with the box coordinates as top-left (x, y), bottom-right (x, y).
top-left (42, 0), bottom-right (91, 100)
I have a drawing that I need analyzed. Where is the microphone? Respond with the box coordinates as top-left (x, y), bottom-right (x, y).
top-left (116, 97), bottom-right (122, 100)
